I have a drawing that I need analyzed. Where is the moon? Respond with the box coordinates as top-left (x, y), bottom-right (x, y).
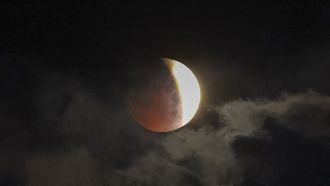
top-left (129, 58), bottom-right (201, 132)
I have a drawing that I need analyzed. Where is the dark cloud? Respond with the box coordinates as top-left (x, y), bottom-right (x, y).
top-left (61, 90), bottom-right (327, 186)
top-left (1, 61), bottom-right (330, 186)
top-left (234, 120), bottom-right (330, 186)
top-left (26, 148), bottom-right (101, 186)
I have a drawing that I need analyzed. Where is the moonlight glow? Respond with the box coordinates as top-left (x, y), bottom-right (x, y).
top-left (164, 59), bottom-right (201, 126)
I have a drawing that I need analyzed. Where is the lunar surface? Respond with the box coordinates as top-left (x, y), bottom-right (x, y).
top-left (128, 58), bottom-right (201, 132)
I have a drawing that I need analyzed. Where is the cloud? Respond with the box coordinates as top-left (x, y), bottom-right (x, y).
top-left (219, 90), bottom-right (330, 142)
top-left (19, 86), bottom-right (330, 186)
top-left (26, 148), bottom-right (101, 186)
top-left (108, 90), bottom-right (330, 186)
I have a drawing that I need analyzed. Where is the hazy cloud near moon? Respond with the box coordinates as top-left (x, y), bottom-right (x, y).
top-left (218, 90), bottom-right (330, 142)
top-left (94, 90), bottom-right (330, 186)
top-left (4, 70), bottom-right (329, 186)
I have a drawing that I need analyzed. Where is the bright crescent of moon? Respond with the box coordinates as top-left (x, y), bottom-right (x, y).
top-left (164, 58), bottom-right (201, 128)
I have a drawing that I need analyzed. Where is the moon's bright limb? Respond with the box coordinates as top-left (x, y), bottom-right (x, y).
top-left (164, 58), bottom-right (201, 128)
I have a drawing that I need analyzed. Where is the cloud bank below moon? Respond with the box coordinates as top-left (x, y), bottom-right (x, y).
top-left (105, 90), bottom-right (330, 186)
top-left (26, 89), bottom-right (329, 186)
top-left (1, 70), bottom-right (329, 186)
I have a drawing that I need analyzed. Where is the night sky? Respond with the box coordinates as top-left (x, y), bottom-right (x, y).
top-left (1, 2), bottom-right (330, 186)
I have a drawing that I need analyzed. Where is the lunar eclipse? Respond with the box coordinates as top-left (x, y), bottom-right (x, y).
top-left (128, 58), bottom-right (201, 132)
top-left (2, 2), bottom-right (330, 186)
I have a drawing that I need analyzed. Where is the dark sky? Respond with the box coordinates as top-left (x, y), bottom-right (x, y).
top-left (1, 2), bottom-right (330, 186)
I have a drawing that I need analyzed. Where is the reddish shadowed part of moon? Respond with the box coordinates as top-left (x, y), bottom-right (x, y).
top-left (128, 58), bottom-right (201, 132)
